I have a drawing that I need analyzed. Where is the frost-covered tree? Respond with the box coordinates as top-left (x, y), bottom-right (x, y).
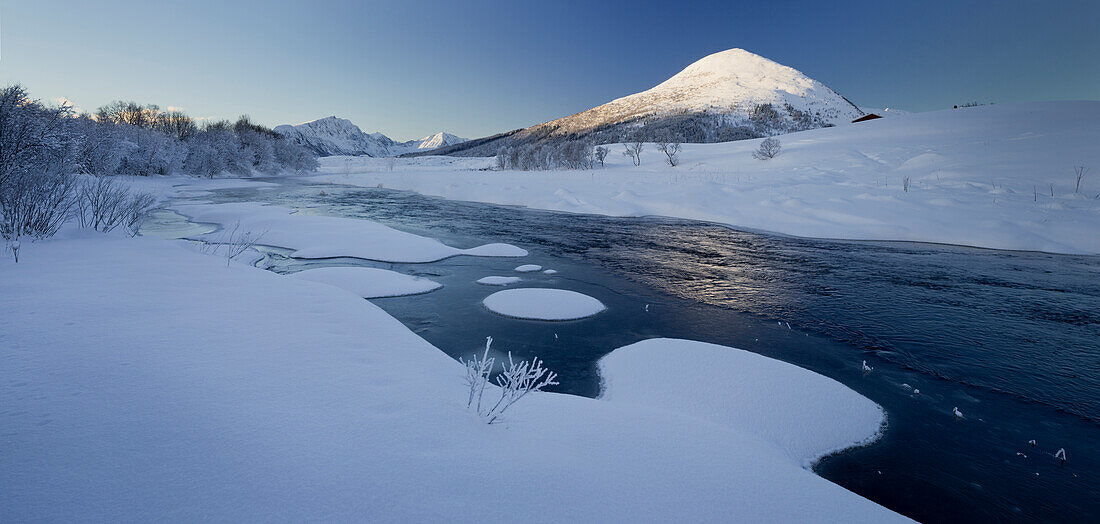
top-left (655, 133), bottom-right (682, 166)
top-left (622, 141), bottom-right (644, 166)
top-left (595, 146), bottom-right (609, 167)
top-left (752, 137), bottom-right (781, 160)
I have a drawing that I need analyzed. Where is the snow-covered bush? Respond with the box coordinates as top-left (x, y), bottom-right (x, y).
top-left (462, 337), bottom-right (559, 424)
top-left (0, 85), bottom-right (80, 251)
top-left (753, 137), bottom-right (781, 160)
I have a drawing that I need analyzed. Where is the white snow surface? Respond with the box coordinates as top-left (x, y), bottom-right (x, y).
top-left (514, 264), bottom-right (543, 272)
top-left (476, 276), bottom-right (522, 286)
top-left (600, 339), bottom-right (886, 466)
top-left (483, 288), bottom-right (607, 321)
top-left (0, 231), bottom-right (907, 521)
top-left (307, 101), bottom-right (1100, 254)
top-left (172, 202), bottom-right (527, 262)
top-left (291, 266), bottom-right (441, 298)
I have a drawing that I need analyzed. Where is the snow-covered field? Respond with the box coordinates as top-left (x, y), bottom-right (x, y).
top-left (0, 176), bottom-right (906, 520)
top-left (309, 101), bottom-right (1100, 254)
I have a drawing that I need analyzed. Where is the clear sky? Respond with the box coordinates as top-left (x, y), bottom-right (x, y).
top-left (2, 0), bottom-right (1097, 141)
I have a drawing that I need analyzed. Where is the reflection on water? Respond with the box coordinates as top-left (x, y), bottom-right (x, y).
top-left (155, 179), bottom-right (1100, 523)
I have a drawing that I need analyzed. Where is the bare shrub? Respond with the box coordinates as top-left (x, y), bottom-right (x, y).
top-left (77, 177), bottom-right (157, 235)
top-left (0, 171), bottom-right (78, 245)
top-left (1075, 165), bottom-right (1088, 193)
top-left (199, 220), bottom-right (267, 266)
top-left (752, 137), bottom-right (781, 160)
top-left (903, 176), bottom-right (911, 193)
top-left (461, 336), bottom-right (558, 424)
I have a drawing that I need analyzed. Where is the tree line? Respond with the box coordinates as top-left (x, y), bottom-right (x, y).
top-left (0, 84), bottom-right (318, 258)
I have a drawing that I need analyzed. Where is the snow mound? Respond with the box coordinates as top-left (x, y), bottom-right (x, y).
top-left (483, 288), bottom-right (606, 320)
top-left (462, 243), bottom-right (529, 257)
top-left (599, 339), bottom-right (886, 465)
top-left (514, 264), bottom-right (542, 272)
top-left (291, 267), bottom-right (441, 298)
top-left (173, 202), bottom-right (526, 263)
top-left (477, 276), bottom-right (521, 286)
top-left (543, 269), bottom-right (558, 274)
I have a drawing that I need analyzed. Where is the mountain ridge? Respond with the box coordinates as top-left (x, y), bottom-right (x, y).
top-left (273, 117), bottom-right (467, 157)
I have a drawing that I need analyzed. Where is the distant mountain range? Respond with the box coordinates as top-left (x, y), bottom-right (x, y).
top-left (414, 48), bottom-right (864, 157)
top-left (273, 117), bottom-right (466, 157)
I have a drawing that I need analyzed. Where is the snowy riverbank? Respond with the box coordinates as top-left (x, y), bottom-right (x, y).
top-left (308, 101), bottom-right (1100, 254)
top-left (1, 182), bottom-right (906, 521)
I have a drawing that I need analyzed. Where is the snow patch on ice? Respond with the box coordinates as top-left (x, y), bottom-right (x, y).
top-left (476, 276), bottom-right (521, 286)
top-left (172, 202), bottom-right (527, 263)
top-left (291, 267), bottom-right (441, 298)
top-left (514, 264), bottom-right (543, 272)
top-left (483, 288), bottom-right (606, 321)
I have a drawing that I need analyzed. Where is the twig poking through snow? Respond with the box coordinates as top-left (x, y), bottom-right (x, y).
top-left (461, 337), bottom-right (559, 424)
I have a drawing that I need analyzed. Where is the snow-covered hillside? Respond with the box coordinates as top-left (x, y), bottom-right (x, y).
top-left (425, 48), bottom-right (864, 157)
top-left (550, 47), bottom-right (863, 133)
top-left (274, 117), bottom-right (466, 157)
top-left (310, 101), bottom-right (1100, 254)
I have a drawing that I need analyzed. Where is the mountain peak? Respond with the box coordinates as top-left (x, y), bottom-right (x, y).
top-left (424, 49), bottom-right (863, 157)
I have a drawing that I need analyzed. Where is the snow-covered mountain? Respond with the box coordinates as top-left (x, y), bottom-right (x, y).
top-left (413, 132), bottom-right (467, 151)
top-left (424, 48), bottom-right (864, 157)
top-left (274, 117), bottom-right (467, 157)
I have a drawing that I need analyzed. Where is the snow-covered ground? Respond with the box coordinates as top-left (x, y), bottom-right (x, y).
top-left (308, 101), bottom-right (1100, 254)
top-left (1, 181), bottom-right (906, 520)
top-left (483, 288), bottom-right (607, 321)
top-left (291, 266), bottom-right (441, 298)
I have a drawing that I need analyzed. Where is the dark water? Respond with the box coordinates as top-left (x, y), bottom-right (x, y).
top-left (189, 180), bottom-right (1099, 523)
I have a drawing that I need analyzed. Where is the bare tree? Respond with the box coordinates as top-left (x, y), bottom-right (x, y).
top-left (594, 146), bottom-right (609, 167)
top-left (622, 141), bottom-right (644, 166)
top-left (655, 134), bottom-right (682, 166)
top-left (157, 111), bottom-right (197, 140)
top-left (1075, 165), bottom-right (1088, 193)
top-left (496, 148), bottom-right (508, 170)
top-left (752, 137), bottom-right (781, 160)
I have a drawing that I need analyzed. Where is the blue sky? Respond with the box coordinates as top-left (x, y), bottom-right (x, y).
top-left (2, 0), bottom-right (1097, 140)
